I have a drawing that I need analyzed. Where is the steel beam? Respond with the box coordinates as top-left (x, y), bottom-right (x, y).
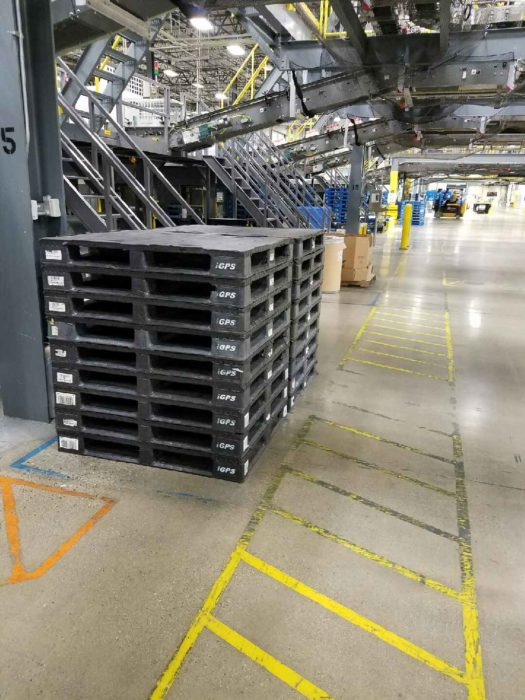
top-left (0, 0), bottom-right (66, 420)
top-left (329, 0), bottom-right (367, 57)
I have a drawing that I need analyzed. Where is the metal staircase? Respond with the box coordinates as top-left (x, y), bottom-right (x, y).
top-left (57, 57), bottom-right (203, 232)
top-left (60, 19), bottom-right (164, 132)
top-left (204, 130), bottom-right (326, 228)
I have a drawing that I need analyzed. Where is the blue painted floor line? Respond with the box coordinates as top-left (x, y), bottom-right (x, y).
top-left (9, 436), bottom-right (70, 479)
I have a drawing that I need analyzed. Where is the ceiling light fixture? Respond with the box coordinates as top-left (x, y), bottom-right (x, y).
top-left (227, 44), bottom-right (246, 56)
top-left (193, 81), bottom-right (204, 89)
top-left (215, 92), bottom-right (227, 101)
top-left (190, 16), bottom-right (214, 32)
top-left (164, 68), bottom-right (179, 78)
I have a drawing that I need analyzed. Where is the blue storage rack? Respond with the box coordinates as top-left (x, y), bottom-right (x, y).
top-left (325, 187), bottom-right (348, 227)
top-left (398, 199), bottom-right (426, 226)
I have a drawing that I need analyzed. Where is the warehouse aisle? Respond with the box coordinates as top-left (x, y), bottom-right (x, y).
top-left (0, 209), bottom-right (524, 699)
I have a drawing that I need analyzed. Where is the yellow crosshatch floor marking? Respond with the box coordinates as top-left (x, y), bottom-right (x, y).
top-left (300, 438), bottom-right (456, 496)
top-left (150, 302), bottom-right (485, 700)
top-left (366, 331), bottom-right (447, 347)
top-left (240, 550), bottom-right (466, 685)
top-left (207, 615), bottom-right (335, 700)
top-left (356, 346), bottom-right (448, 368)
top-left (269, 506), bottom-right (462, 601)
top-left (374, 314), bottom-right (445, 331)
top-left (369, 323), bottom-right (447, 340)
top-left (365, 338), bottom-right (447, 357)
top-left (346, 356), bottom-right (449, 381)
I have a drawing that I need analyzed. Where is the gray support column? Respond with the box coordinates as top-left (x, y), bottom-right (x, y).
top-left (345, 146), bottom-right (363, 234)
top-left (0, 0), bottom-right (66, 420)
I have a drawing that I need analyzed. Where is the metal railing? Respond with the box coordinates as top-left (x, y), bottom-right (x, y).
top-left (57, 57), bottom-right (203, 228)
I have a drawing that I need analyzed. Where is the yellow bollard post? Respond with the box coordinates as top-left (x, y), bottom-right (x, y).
top-left (400, 203), bottom-right (412, 250)
top-left (386, 168), bottom-right (399, 232)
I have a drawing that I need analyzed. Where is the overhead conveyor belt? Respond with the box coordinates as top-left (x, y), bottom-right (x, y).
top-left (169, 29), bottom-right (525, 152)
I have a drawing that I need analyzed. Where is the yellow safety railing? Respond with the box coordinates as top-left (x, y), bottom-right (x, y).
top-left (94, 35), bottom-right (122, 92)
top-left (220, 44), bottom-right (269, 108)
top-left (287, 116), bottom-right (315, 142)
top-left (298, 0), bottom-right (347, 38)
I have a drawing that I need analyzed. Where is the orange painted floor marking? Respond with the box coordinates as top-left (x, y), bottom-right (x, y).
top-left (0, 476), bottom-right (115, 585)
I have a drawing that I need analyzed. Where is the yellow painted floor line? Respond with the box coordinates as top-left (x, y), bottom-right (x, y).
top-left (270, 507), bottom-right (462, 600)
top-left (347, 356), bottom-right (448, 381)
top-left (287, 467), bottom-right (460, 542)
top-left (206, 616), bottom-right (334, 700)
top-left (339, 306), bottom-right (378, 366)
top-left (365, 339), bottom-right (447, 357)
top-left (366, 331), bottom-right (448, 348)
top-left (311, 416), bottom-right (455, 464)
top-left (374, 314), bottom-right (445, 331)
top-left (240, 551), bottom-right (466, 686)
top-left (378, 307), bottom-right (445, 319)
top-left (356, 346), bottom-right (448, 368)
top-left (300, 438), bottom-right (456, 497)
top-left (150, 550), bottom-right (242, 699)
top-left (370, 323), bottom-right (447, 340)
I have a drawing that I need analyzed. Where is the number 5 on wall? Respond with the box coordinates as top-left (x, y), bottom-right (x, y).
top-left (1, 127), bottom-right (16, 155)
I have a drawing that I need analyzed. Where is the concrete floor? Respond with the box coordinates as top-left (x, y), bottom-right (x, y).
top-left (1, 208), bottom-right (524, 699)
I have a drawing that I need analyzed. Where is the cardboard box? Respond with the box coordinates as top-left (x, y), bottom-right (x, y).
top-left (342, 235), bottom-right (373, 271)
top-left (341, 264), bottom-right (374, 283)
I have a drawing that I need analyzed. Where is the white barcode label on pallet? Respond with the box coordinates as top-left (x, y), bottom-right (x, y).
top-left (243, 436), bottom-right (249, 450)
top-left (56, 372), bottom-right (73, 384)
top-left (282, 406), bottom-right (288, 417)
top-left (49, 301), bottom-right (66, 313)
top-left (244, 412), bottom-right (249, 428)
top-left (310, 278), bottom-right (314, 286)
top-left (269, 275), bottom-right (274, 287)
top-left (268, 347), bottom-right (273, 358)
top-left (267, 369), bottom-right (273, 380)
top-left (285, 369), bottom-right (289, 379)
top-left (267, 325), bottom-right (273, 337)
top-left (291, 378), bottom-right (296, 390)
top-left (50, 325), bottom-right (58, 337)
top-left (59, 436), bottom-right (78, 451)
top-left (63, 418), bottom-right (78, 428)
top-left (244, 459), bottom-right (250, 476)
top-left (266, 412), bottom-right (271, 422)
top-left (269, 250), bottom-right (275, 262)
top-left (47, 275), bottom-right (64, 287)
top-left (307, 312), bottom-right (311, 322)
top-left (56, 392), bottom-right (76, 406)
top-left (45, 250), bottom-right (62, 261)
top-left (54, 348), bottom-right (67, 358)
top-left (269, 301), bottom-right (274, 312)
top-left (284, 387), bottom-right (288, 398)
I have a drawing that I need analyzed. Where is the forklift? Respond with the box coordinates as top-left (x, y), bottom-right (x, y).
top-left (434, 189), bottom-right (466, 219)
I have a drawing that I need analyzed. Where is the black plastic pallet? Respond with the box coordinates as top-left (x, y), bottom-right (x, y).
top-left (41, 230), bottom-right (292, 280)
top-left (44, 287), bottom-right (291, 336)
top-left (48, 306), bottom-right (290, 361)
top-left (53, 344), bottom-right (288, 413)
top-left (43, 261), bottom-right (291, 309)
top-left (56, 387), bottom-right (289, 482)
top-left (290, 317), bottom-right (320, 355)
top-left (289, 339), bottom-right (319, 376)
top-left (48, 326), bottom-right (290, 387)
top-left (170, 225), bottom-right (325, 260)
top-left (291, 267), bottom-right (323, 301)
top-left (290, 302), bottom-right (321, 340)
top-left (288, 358), bottom-right (318, 411)
top-left (293, 249), bottom-right (324, 280)
top-left (290, 282), bottom-right (322, 320)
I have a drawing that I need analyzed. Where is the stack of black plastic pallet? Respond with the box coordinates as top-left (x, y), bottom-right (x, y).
top-left (287, 230), bottom-right (324, 410)
top-left (170, 226), bottom-right (325, 411)
top-left (40, 230), bottom-right (292, 482)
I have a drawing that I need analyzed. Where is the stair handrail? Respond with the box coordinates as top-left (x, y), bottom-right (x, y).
top-left (57, 56), bottom-right (203, 225)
